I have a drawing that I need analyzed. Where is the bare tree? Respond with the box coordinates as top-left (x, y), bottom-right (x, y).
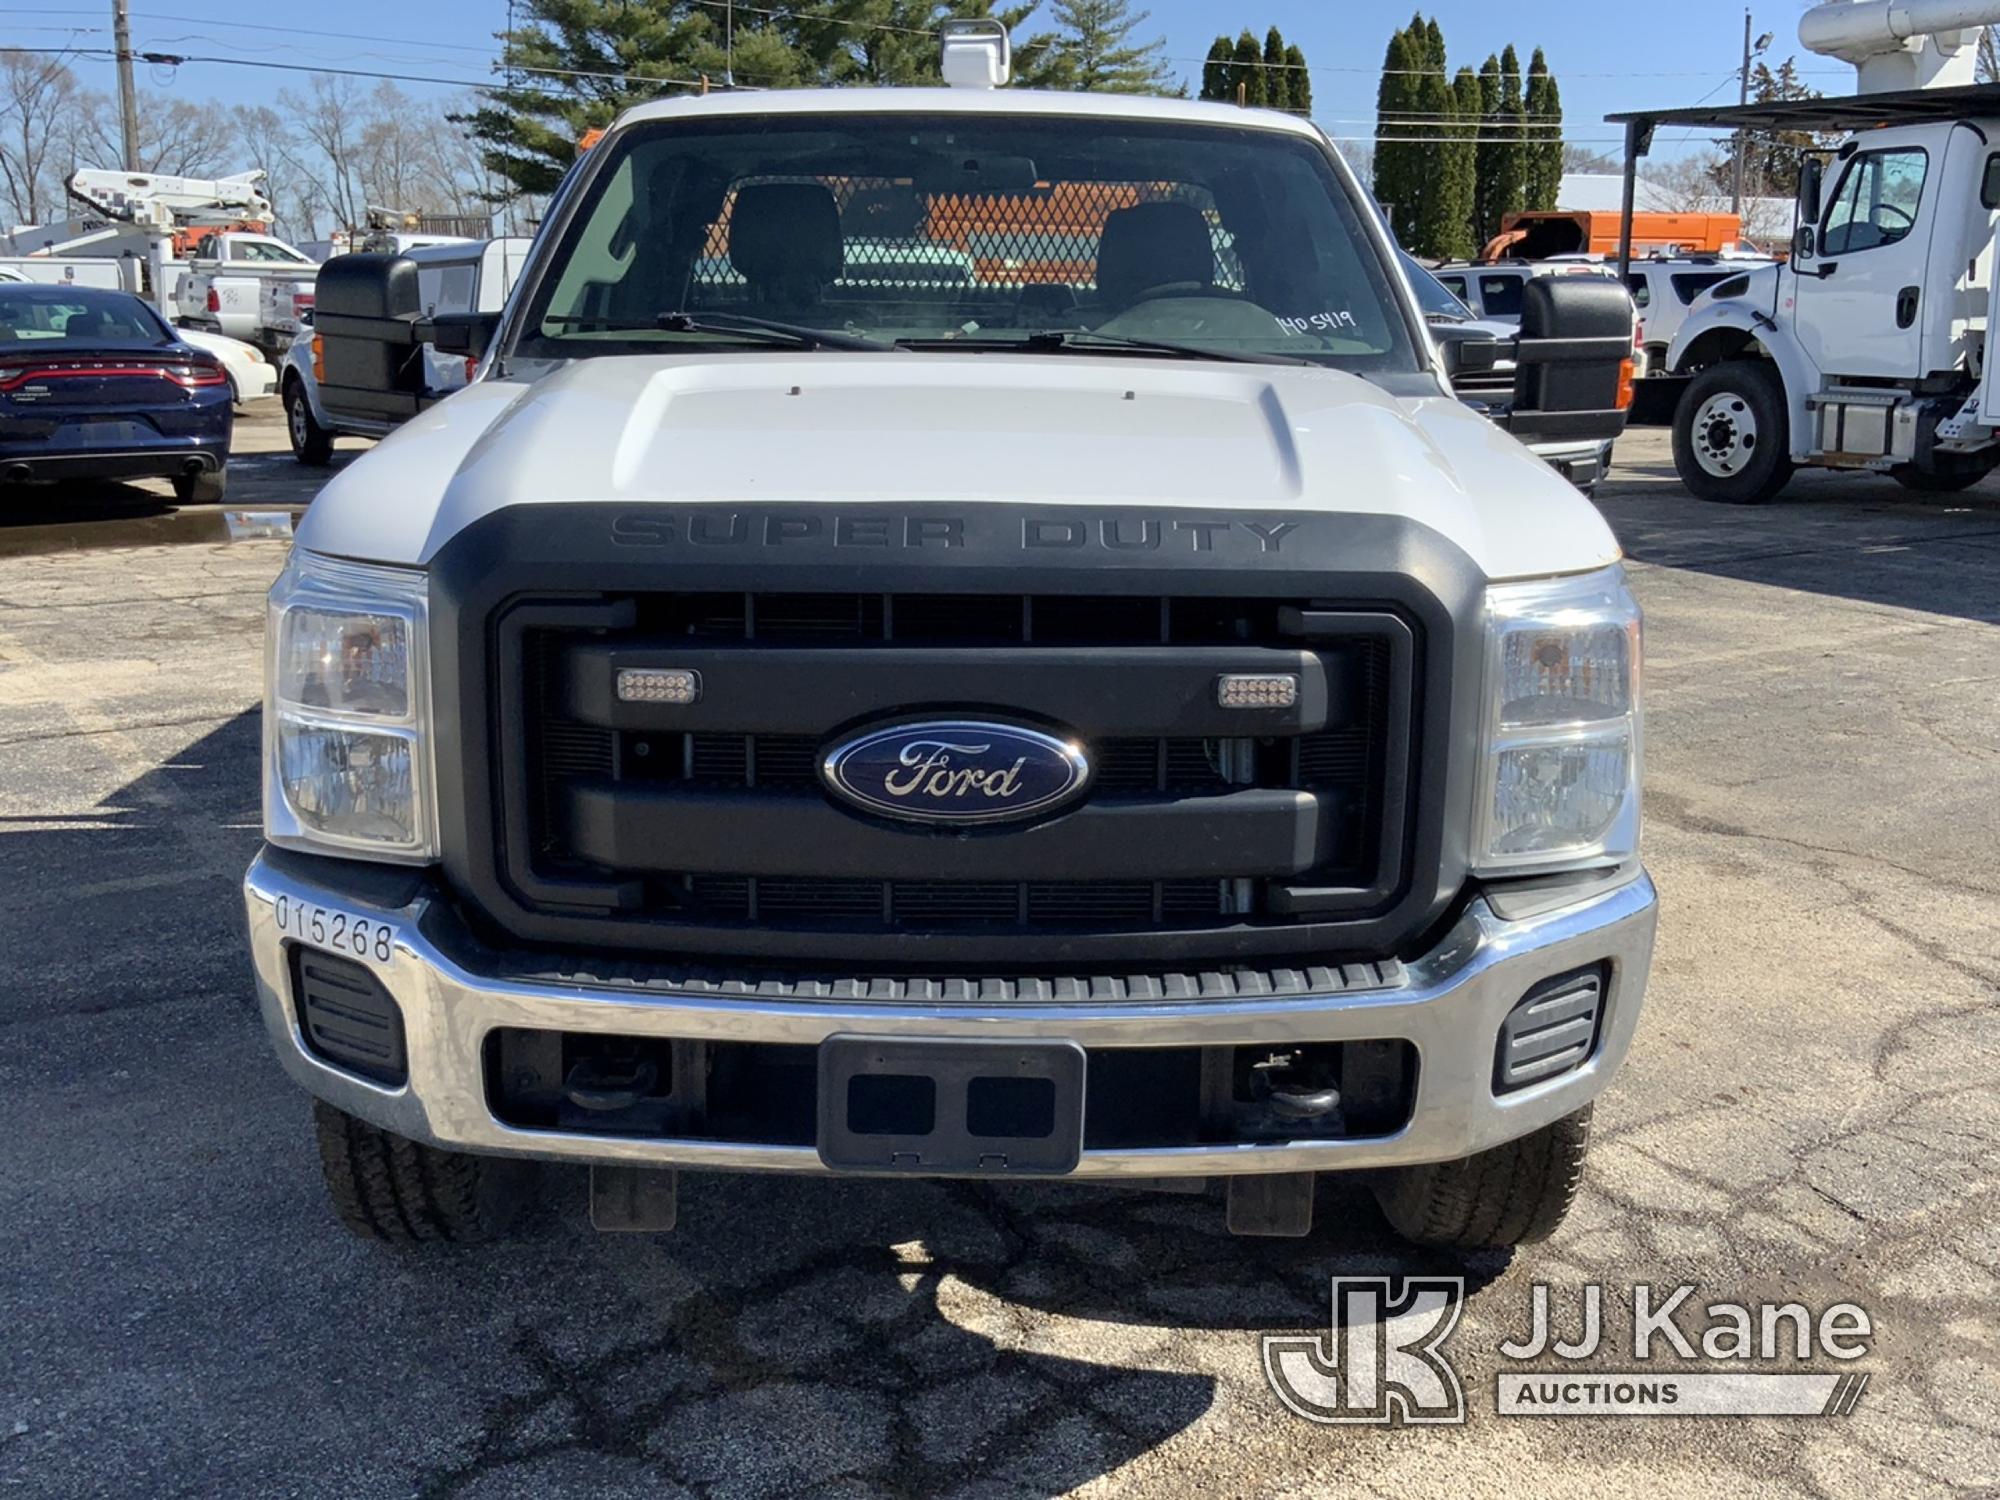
top-left (1642, 151), bottom-right (1728, 212)
top-left (66, 90), bottom-right (234, 178)
top-left (1642, 148), bottom-right (1795, 249)
top-left (1562, 144), bottom-right (1621, 175)
top-left (0, 51), bottom-right (82, 226)
top-left (356, 85), bottom-right (496, 223)
top-left (231, 103), bottom-right (314, 239)
top-left (279, 73), bottom-right (368, 233)
top-left (356, 83), bottom-right (430, 216)
top-left (422, 95), bottom-right (502, 221)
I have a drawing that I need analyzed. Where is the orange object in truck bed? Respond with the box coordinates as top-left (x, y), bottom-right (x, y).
top-left (1480, 210), bottom-right (1747, 263)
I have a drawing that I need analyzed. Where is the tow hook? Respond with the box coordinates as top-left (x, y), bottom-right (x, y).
top-left (563, 1056), bottom-right (658, 1113)
top-left (1247, 1051), bottom-right (1342, 1122)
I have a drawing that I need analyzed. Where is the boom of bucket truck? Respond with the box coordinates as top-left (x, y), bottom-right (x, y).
top-left (1, 169), bottom-right (286, 324)
top-left (1608, 0), bottom-right (2000, 502)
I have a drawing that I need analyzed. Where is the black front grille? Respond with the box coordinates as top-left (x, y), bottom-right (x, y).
top-left (497, 589), bottom-right (1416, 953)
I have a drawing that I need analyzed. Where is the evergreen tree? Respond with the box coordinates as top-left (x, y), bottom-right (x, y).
top-left (1232, 30), bottom-right (1267, 107)
top-left (1285, 44), bottom-right (1312, 115)
top-left (1706, 57), bottom-right (1822, 197)
top-left (1479, 45), bottom-right (1527, 244)
top-left (1409, 18), bottom-right (1458, 257)
top-left (470, 0), bottom-right (1035, 195)
top-left (1017, 0), bottom-right (1177, 94)
top-left (1200, 35), bottom-right (1233, 101)
top-left (1445, 67), bottom-right (1481, 258)
top-left (1264, 26), bottom-right (1292, 112)
top-left (469, 0), bottom-right (770, 196)
top-left (1472, 53), bottom-right (1504, 245)
top-left (1372, 26), bottom-right (1419, 242)
top-left (800, 1), bottom-right (1035, 88)
top-left (1521, 48), bottom-right (1563, 211)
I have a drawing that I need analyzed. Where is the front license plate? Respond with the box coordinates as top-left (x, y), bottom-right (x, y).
top-left (816, 1036), bottom-right (1086, 1175)
top-left (270, 893), bottom-right (398, 966)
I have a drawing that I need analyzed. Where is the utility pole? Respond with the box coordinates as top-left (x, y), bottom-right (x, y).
top-left (112, 0), bottom-right (140, 171)
top-left (1731, 10), bottom-right (1752, 212)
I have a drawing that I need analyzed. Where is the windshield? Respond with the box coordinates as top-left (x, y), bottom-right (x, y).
top-left (514, 112), bottom-right (1417, 371)
top-left (1400, 252), bottom-right (1474, 320)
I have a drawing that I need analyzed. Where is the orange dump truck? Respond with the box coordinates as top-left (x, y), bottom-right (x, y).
top-left (1480, 209), bottom-right (1749, 262)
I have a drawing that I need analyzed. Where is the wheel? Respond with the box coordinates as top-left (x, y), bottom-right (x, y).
top-left (1893, 463), bottom-right (1993, 493)
top-left (1373, 1105), bottom-right (1592, 1250)
top-left (172, 466), bottom-right (227, 504)
top-left (1672, 360), bottom-right (1794, 504)
top-left (312, 1100), bottom-right (535, 1243)
top-left (285, 377), bottom-right (334, 466)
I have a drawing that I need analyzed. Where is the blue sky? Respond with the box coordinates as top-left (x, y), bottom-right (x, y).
top-left (26, 0), bottom-right (1858, 162)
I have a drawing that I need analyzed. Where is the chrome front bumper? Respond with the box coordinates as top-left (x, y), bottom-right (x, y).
top-left (244, 852), bottom-right (1657, 1179)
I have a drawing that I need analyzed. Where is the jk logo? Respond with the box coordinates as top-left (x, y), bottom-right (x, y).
top-left (1262, 1276), bottom-right (1467, 1425)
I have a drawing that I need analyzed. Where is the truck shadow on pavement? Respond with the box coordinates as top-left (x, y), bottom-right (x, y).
top-left (1599, 452), bottom-right (2000, 623)
top-left (409, 1171), bottom-right (1511, 1499)
top-left (8, 714), bottom-right (1513, 1498)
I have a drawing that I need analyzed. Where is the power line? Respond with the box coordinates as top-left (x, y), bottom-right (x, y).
top-left (0, 5), bottom-right (1857, 80)
top-left (130, 11), bottom-right (501, 54)
top-left (0, 39), bottom-right (1808, 140)
top-left (1, 42), bottom-right (730, 93)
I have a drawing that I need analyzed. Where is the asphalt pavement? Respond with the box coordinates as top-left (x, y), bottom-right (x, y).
top-left (0, 408), bottom-right (1995, 1497)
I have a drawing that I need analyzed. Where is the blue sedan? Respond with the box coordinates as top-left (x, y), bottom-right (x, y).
top-left (0, 284), bottom-right (232, 503)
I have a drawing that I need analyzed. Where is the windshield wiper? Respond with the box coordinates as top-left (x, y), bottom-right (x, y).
top-left (896, 330), bottom-right (1313, 366)
top-left (540, 310), bottom-right (899, 352)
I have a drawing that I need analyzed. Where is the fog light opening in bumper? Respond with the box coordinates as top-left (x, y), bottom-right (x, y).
top-left (1493, 963), bottom-right (1607, 1094)
top-left (290, 946), bottom-right (408, 1087)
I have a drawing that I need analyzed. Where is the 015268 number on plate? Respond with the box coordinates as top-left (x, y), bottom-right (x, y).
top-left (272, 895), bottom-right (396, 963)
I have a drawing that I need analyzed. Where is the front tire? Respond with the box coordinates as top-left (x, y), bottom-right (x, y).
top-left (313, 1101), bottom-right (535, 1243)
top-left (285, 377), bottom-right (334, 466)
top-left (1373, 1105), bottom-right (1592, 1250)
top-left (1672, 360), bottom-right (1794, 504)
top-left (172, 466), bottom-right (226, 505)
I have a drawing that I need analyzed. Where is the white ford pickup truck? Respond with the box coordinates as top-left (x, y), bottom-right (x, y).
top-left (245, 46), bottom-right (1653, 1251)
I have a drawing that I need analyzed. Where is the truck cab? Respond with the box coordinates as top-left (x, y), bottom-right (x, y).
top-left (1623, 3), bottom-right (2000, 502)
top-left (244, 51), bottom-right (1651, 1252)
top-left (175, 232), bottom-right (319, 354)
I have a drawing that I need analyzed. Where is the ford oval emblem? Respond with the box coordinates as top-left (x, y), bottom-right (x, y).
top-left (821, 720), bottom-right (1091, 826)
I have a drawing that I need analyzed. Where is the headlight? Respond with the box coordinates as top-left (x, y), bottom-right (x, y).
top-left (1474, 566), bottom-right (1641, 875)
top-left (264, 551), bottom-right (436, 862)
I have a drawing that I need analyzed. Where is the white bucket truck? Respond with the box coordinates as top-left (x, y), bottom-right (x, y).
top-left (1614, 0), bottom-right (2000, 501)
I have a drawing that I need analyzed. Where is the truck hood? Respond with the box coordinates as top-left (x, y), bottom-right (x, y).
top-left (296, 352), bottom-right (1621, 580)
top-left (1668, 263), bottom-right (1785, 366)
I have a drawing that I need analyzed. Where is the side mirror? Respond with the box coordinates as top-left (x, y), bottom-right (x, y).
top-left (1799, 158), bottom-right (1823, 227)
top-left (311, 253), bottom-right (429, 424)
top-left (1502, 277), bottom-right (1633, 446)
top-left (1794, 224), bottom-right (1816, 261)
top-left (1430, 322), bottom-right (1501, 382)
top-left (430, 311), bottom-right (499, 360)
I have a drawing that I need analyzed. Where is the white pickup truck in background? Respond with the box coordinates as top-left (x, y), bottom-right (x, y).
top-left (174, 231), bottom-right (319, 356)
top-left (281, 236), bottom-right (530, 464)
